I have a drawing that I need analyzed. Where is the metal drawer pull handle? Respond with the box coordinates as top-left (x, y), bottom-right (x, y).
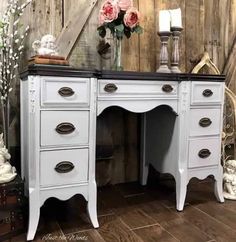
top-left (55, 161), bottom-right (75, 173)
top-left (104, 83), bottom-right (118, 93)
top-left (58, 87), bottom-right (75, 97)
top-left (198, 149), bottom-right (211, 159)
top-left (162, 84), bottom-right (173, 93)
top-left (55, 122), bottom-right (75, 134)
top-left (199, 117), bottom-right (212, 127)
top-left (202, 89), bottom-right (213, 97)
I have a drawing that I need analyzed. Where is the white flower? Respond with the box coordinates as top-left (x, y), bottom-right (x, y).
top-left (14, 64), bottom-right (18, 68)
top-left (18, 45), bottom-right (24, 51)
top-left (15, 39), bottom-right (19, 43)
top-left (13, 19), bottom-right (19, 26)
top-left (21, 3), bottom-right (26, 9)
top-left (8, 88), bottom-right (12, 92)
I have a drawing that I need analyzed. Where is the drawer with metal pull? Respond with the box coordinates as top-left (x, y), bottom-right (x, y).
top-left (40, 111), bottom-right (89, 147)
top-left (189, 108), bottom-right (222, 136)
top-left (98, 80), bottom-right (178, 98)
top-left (188, 138), bottom-right (221, 168)
top-left (40, 148), bottom-right (88, 187)
top-left (191, 82), bottom-right (224, 105)
top-left (41, 76), bottom-right (90, 107)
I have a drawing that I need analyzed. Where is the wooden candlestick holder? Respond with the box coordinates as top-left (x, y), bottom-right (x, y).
top-left (170, 27), bottom-right (183, 73)
top-left (156, 31), bottom-right (171, 73)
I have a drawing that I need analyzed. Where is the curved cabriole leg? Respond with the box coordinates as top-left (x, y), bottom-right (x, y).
top-left (214, 167), bottom-right (224, 203)
top-left (175, 172), bottom-right (187, 211)
top-left (27, 189), bottom-right (40, 241)
top-left (87, 181), bottom-right (99, 228)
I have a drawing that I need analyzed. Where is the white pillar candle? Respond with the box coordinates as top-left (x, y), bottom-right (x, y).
top-left (159, 10), bottom-right (170, 32)
top-left (170, 8), bottom-right (182, 28)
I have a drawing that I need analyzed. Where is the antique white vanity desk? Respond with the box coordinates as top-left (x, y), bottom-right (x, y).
top-left (20, 65), bottom-right (225, 240)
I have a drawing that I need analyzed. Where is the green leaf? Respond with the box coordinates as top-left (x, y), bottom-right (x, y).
top-left (115, 24), bottom-right (124, 33)
top-left (134, 25), bottom-right (143, 34)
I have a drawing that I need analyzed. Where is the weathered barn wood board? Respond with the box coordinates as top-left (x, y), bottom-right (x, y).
top-left (56, 0), bottom-right (98, 59)
top-left (23, 0), bottom-right (63, 59)
top-left (63, 0), bottom-right (102, 69)
top-left (139, 0), bottom-right (156, 71)
top-left (185, 0), bottom-right (205, 72)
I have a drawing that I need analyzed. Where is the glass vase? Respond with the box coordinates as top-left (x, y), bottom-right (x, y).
top-left (112, 38), bottom-right (123, 71)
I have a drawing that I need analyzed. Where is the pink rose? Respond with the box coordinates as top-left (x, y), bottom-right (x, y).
top-left (99, 0), bottom-right (120, 24)
top-left (118, 0), bottom-right (133, 11)
top-left (124, 7), bottom-right (140, 29)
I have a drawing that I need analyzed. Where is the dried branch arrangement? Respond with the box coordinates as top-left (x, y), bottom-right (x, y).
top-left (0, 0), bottom-right (32, 147)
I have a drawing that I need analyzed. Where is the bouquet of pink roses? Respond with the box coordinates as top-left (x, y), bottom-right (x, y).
top-left (97, 0), bottom-right (143, 40)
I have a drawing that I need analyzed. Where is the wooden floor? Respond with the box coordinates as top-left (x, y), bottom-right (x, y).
top-left (5, 173), bottom-right (236, 242)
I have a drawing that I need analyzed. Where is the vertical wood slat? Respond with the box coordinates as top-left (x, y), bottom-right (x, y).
top-left (139, 0), bottom-right (156, 72)
top-left (185, 0), bottom-right (205, 72)
top-left (23, 0), bottom-right (63, 59)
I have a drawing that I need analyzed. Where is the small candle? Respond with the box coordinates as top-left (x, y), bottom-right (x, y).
top-left (159, 10), bottom-right (171, 32)
top-left (170, 8), bottom-right (182, 28)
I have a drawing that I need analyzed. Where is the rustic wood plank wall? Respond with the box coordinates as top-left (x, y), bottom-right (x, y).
top-left (1, 0), bottom-right (236, 184)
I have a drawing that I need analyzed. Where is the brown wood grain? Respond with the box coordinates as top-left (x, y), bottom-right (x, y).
top-left (134, 225), bottom-right (179, 242)
top-left (196, 201), bottom-right (236, 230)
top-left (185, 0), bottom-right (205, 72)
top-left (6, 180), bottom-right (236, 242)
top-left (98, 214), bottom-right (143, 242)
top-left (175, 206), bottom-right (236, 241)
top-left (139, 0), bottom-right (156, 71)
top-left (161, 217), bottom-right (211, 242)
top-left (117, 207), bottom-right (157, 229)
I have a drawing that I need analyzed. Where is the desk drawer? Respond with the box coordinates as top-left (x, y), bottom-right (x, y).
top-left (40, 149), bottom-right (88, 187)
top-left (41, 77), bottom-right (90, 107)
top-left (191, 82), bottom-right (224, 105)
top-left (189, 108), bottom-right (222, 136)
top-left (41, 111), bottom-right (89, 147)
top-left (98, 80), bottom-right (178, 98)
top-left (188, 138), bottom-right (221, 168)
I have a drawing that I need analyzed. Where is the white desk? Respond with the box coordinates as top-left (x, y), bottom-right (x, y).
top-left (20, 65), bottom-right (225, 240)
